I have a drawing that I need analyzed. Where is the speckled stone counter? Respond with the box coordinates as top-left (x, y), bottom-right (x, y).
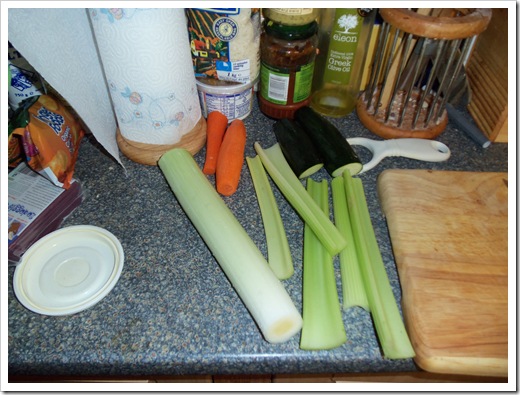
top-left (7, 99), bottom-right (508, 379)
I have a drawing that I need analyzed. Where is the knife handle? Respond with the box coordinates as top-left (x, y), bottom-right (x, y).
top-left (446, 103), bottom-right (491, 148)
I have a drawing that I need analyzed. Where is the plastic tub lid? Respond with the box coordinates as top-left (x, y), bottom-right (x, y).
top-left (196, 77), bottom-right (258, 95)
top-left (13, 225), bottom-right (124, 316)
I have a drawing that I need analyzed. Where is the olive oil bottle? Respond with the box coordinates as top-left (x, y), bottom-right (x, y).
top-left (310, 8), bottom-right (376, 117)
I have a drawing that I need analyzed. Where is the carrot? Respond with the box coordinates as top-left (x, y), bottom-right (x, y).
top-left (202, 111), bottom-right (228, 175)
top-left (216, 119), bottom-right (247, 196)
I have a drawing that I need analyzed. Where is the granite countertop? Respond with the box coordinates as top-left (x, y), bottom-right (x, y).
top-left (7, 99), bottom-right (508, 379)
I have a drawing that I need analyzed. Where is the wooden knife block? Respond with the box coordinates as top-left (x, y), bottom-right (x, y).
top-left (466, 8), bottom-right (508, 143)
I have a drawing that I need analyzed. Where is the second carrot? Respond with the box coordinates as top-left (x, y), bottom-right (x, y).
top-left (216, 119), bottom-right (247, 196)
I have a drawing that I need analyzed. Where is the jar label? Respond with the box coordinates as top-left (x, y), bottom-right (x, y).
top-left (260, 62), bottom-right (315, 105)
top-left (260, 64), bottom-right (289, 104)
top-left (322, 9), bottom-right (363, 86)
top-left (293, 63), bottom-right (315, 103)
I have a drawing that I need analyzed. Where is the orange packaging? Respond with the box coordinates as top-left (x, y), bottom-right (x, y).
top-left (13, 95), bottom-right (84, 189)
top-left (8, 133), bottom-right (23, 169)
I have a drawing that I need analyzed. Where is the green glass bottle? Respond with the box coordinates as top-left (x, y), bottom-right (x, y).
top-left (310, 8), bottom-right (376, 117)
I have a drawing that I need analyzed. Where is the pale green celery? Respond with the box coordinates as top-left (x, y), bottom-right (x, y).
top-left (343, 171), bottom-right (415, 359)
top-left (254, 142), bottom-right (347, 256)
top-left (331, 177), bottom-right (370, 311)
top-left (158, 148), bottom-right (303, 344)
top-left (246, 155), bottom-right (294, 280)
top-left (300, 179), bottom-right (347, 350)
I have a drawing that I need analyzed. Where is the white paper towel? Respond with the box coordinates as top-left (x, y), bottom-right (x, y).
top-left (88, 8), bottom-right (201, 145)
top-left (8, 8), bottom-right (121, 164)
top-left (8, 8), bottom-right (203, 164)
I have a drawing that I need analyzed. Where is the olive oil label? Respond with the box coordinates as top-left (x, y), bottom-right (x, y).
top-left (323, 9), bottom-right (363, 85)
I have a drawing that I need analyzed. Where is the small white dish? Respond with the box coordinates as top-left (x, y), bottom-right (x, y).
top-left (13, 225), bottom-right (124, 316)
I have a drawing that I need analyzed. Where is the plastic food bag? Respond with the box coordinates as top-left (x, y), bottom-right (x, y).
top-left (186, 8), bottom-right (261, 83)
top-left (8, 96), bottom-right (36, 169)
top-left (12, 94), bottom-right (84, 189)
top-left (8, 42), bottom-right (45, 111)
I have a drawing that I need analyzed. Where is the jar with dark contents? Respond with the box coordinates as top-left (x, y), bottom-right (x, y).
top-left (259, 19), bottom-right (318, 119)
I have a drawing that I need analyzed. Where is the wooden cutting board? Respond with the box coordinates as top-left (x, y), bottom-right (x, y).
top-left (377, 170), bottom-right (508, 377)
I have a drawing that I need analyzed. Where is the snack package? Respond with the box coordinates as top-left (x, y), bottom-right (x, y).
top-left (8, 42), bottom-right (45, 111)
top-left (8, 96), bottom-right (37, 169)
top-left (12, 94), bottom-right (84, 189)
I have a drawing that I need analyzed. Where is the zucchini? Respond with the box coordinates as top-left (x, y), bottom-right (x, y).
top-left (294, 107), bottom-right (362, 177)
top-left (273, 118), bottom-right (323, 179)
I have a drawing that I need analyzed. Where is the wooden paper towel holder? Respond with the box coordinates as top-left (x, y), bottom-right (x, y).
top-left (116, 116), bottom-right (207, 166)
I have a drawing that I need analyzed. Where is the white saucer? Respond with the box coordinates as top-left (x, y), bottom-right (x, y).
top-left (13, 225), bottom-right (124, 316)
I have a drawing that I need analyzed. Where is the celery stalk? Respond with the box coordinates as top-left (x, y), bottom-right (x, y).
top-left (300, 179), bottom-right (347, 350)
top-left (158, 148), bottom-right (303, 344)
top-left (331, 177), bottom-right (370, 311)
top-left (343, 171), bottom-right (415, 359)
top-left (254, 142), bottom-right (347, 256)
top-left (246, 155), bottom-right (294, 280)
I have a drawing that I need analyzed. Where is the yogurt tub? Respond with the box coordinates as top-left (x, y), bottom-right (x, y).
top-left (196, 77), bottom-right (258, 121)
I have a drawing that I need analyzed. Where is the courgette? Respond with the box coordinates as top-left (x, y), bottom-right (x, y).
top-left (294, 107), bottom-right (362, 177)
top-left (273, 118), bottom-right (323, 179)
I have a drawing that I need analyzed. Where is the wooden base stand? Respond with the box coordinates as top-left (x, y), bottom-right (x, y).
top-left (116, 116), bottom-right (207, 166)
top-left (356, 89), bottom-right (448, 140)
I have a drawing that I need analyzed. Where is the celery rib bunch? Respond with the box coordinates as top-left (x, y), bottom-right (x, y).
top-left (341, 171), bottom-right (415, 359)
top-left (254, 142), bottom-right (347, 256)
top-left (331, 177), bottom-right (370, 311)
top-left (246, 155), bottom-right (294, 280)
top-left (300, 179), bottom-right (347, 350)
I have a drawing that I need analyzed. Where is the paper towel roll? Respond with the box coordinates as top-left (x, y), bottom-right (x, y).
top-left (88, 8), bottom-right (206, 164)
top-left (8, 8), bottom-right (206, 166)
top-left (8, 8), bottom-right (122, 165)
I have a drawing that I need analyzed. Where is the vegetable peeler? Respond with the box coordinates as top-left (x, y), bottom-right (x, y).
top-left (346, 137), bottom-right (451, 174)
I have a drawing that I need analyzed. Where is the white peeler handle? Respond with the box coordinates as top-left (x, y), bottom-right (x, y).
top-left (347, 137), bottom-right (451, 174)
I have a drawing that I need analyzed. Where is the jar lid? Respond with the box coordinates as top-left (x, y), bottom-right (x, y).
top-left (262, 9), bottom-right (319, 26)
top-left (263, 19), bottom-right (318, 40)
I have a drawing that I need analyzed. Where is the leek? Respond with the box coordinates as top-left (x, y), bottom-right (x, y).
top-left (158, 148), bottom-right (303, 344)
top-left (300, 179), bottom-right (347, 350)
top-left (254, 142), bottom-right (347, 256)
top-left (343, 171), bottom-right (415, 359)
top-left (330, 177), bottom-right (370, 311)
top-left (246, 155), bottom-right (294, 280)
